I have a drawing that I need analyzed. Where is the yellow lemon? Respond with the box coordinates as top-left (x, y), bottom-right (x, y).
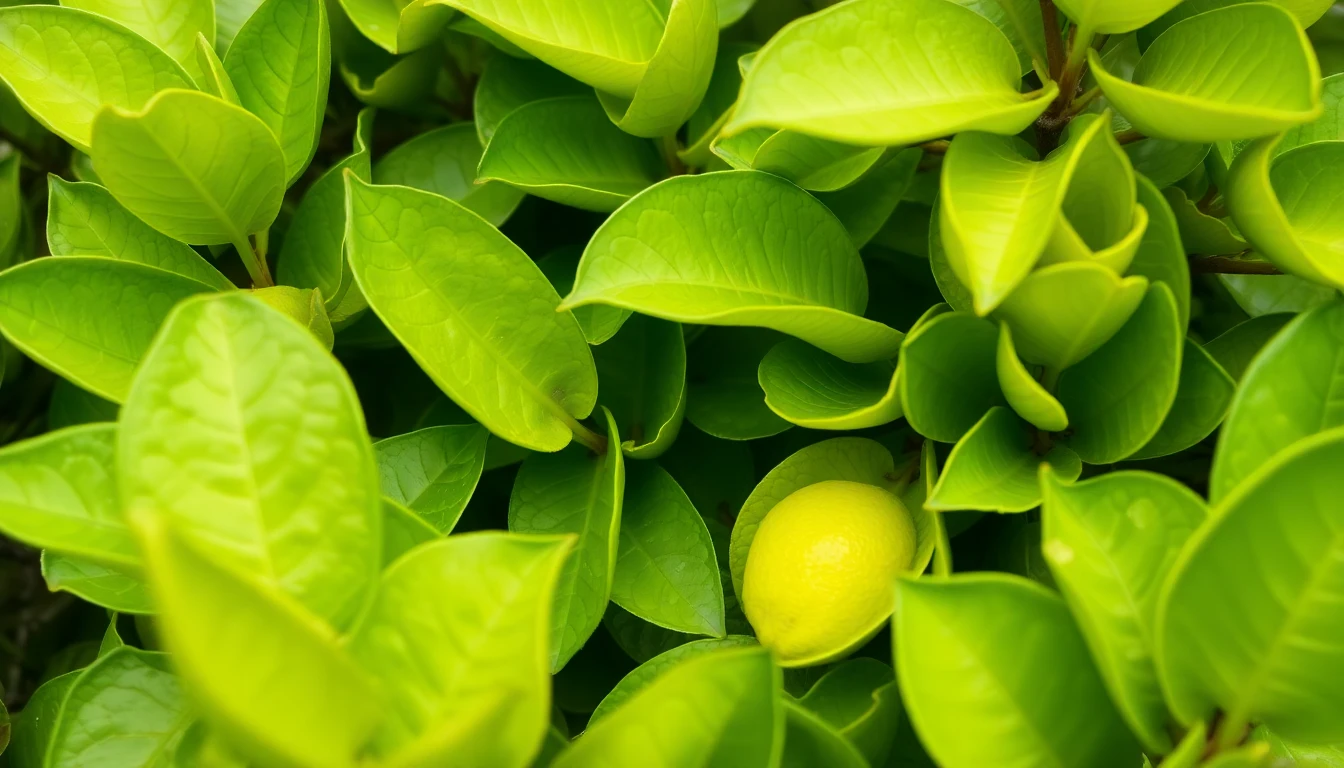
top-left (742, 480), bottom-right (917, 667)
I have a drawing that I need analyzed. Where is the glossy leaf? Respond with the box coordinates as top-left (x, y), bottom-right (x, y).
top-left (337, 0), bottom-right (454, 55)
top-left (509, 409), bottom-right (624, 671)
top-left (194, 32), bottom-right (240, 104)
top-left (375, 425), bottom-right (488, 533)
top-left (1129, 174), bottom-right (1192, 331)
top-left (591, 314), bottom-right (686, 458)
top-left (1204, 313), bottom-right (1294, 383)
top-left (590, 636), bottom-right (758, 724)
top-left (781, 701), bottom-right (867, 768)
top-left (61, 0), bottom-right (212, 73)
top-left (118, 292), bottom-right (382, 628)
top-left (996, 322), bottom-right (1068, 432)
top-left (374, 122), bottom-right (525, 228)
top-left (380, 499), bottom-right (438, 567)
top-left (794, 657), bottom-right (902, 768)
top-left (536, 246), bottom-right (631, 346)
top-left (893, 574), bottom-right (1138, 768)
top-left (725, 0), bottom-right (1057, 145)
top-left (0, 257), bottom-right (213, 403)
top-left (680, 42), bottom-right (756, 166)
top-left (926, 407), bottom-right (1083, 513)
top-left (345, 176), bottom-right (598, 453)
top-left (1129, 340), bottom-right (1235, 460)
top-left (1040, 469), bottom-right (1207, 753)
top-left (0, 6), bottom-right (194, 152)
top-left (757, 339), bottom-right (901, 431)
top-left (745, 132), bottom-right (883, 193)
top-left (900, 311), bottom-right (1005, 443)
top-left (41, 551), bottom-right (152, 614)
top-left (815, 147), bottom-right (922, 248)
top-left (1054, 0), bottom-right (1181, 34)
top-left (473, 54), bottom-right (589, 147)
top-left (562, 171), bottom-right (904, 364)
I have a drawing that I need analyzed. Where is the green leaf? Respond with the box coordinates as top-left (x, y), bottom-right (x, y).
top-left (950, 0), bottom-right (1046, 77)
top-left (553, 646), bottom-right (783, 768)
top-left (680, 42), bottom-right (756, 167)
top-left (374, 122), bottom-right (525, 228)
top-left (1057, 282), bottom-right (1183, 464)
top-left (1089, 4), bottom-right (1322, 142)
top-left (508, 409), bottom-right (624, 671)
top-left (781, 700), bottom-right (867, 768)
top-left (1159, 427), bottom-right (1344, 743)
top-left (61, 0), bottom-right (213, 74)
top-left (375, 425), bottom-right (489, 533)
top-left (349, 532), bottom-right (572, 764)
top-left (1226, 137), bottom-right (1344, 291)
top-left (1220, 273), bottom-right (1338, 318)
top-left (928, 198), bottom-right (976, 314)
top-left (562, 171), bottom-right (903, 364)
top-left (337, 46), bottom-right (440, 113)
top-left (742, 132), bottom-right (883, 193)
top-left (1164, 186), bottom-right (1248, 256)
top-left (380, 498), bottom-right (439, 566)
top-left (814, 147), bottom-right (922, 248)
top-left (1129, 175), bottom-right (1192, 331)
top-left (7, 670), bottom-right (80, 768)
top-left (660, 423), bottom-right (756, 527)
top-left (132, 512), bottom-right (381, 768)
top-left (899, 311), bottom-right (1005, 443)
top-left (473, 54), bottom-right (588, 147)
top-left (535, 246), bottom-right (632, 346)
top-left (90, 89), bottom-right (287, 256)
top-left (926, 407), bottom-right (1083, 513)
top-left (223, 0), bottom-right (330, 185)
top-left (1054, 0), bottom-right (1180, 34)
top-left (893, 574), bottom-right (1138, 768)
top-left (41, 551), bottom-right (152, 614)
top-left (478, 96), bottom-right (665, 212)
top-left (0, 6), bottom-right (195, 152)
top-left (46, 379), bottom-right (119, 430)
top-left (46, 647), bottom-right (190, 766)
top-left (794, 657), bottom-right (903, 768)
top-left (590, 636), bottom-right (758, 724)
top-left (996, 322), bottom-right (1068, 432)
top-left (591, 314), bottom-right (686, 458)
top-left (1129, 340), bottom-right (1235, 460)
top-left (757, 339), bottom-right (900, 431)
top-left (0, 424), bottom-right (137, 567)
top-left (337, 0), bottom-right (454, 55)
top-left (215, 0), bottom-right (265, 52)
top-left (1204, 313), bottom-right (1294, 383)
top-left (46, 178), bottom-right (233, 290)
top-left (686, 326), bottom-right (792, 441)
top-left (345, 175), bottom-right (598, 453)
top-left (1145, 0), bottom-right (1334, 41)
top-left (194, 32), bottom-right (240, 104)
top-left (1276, 72), bottom-right (1344, 154)
top-left (0, 257), bottom-right (214, 402)
top-left (1209, 300), bottom-right (1344, 502)
top-left (0, 152), bottom-right (19, 262)
top-left (1040, 469), bottom-right (1207, 753)
top-left (724, 0), bottom-right (1056, 145)
top-left (612, 462), bottom-right (724, 637)
top-left (118, 293), bottom-right (382, 628)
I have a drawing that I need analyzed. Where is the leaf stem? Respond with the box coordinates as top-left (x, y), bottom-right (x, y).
top-left (920, 139), bottom-right (951, 155)
top-left (1189, 253), bottom-right (1281, 275)
top-left (568, 417), bottom-right (610, 455)
top-left (234, 231), bottom-right (275, 288)
top-left (1038, 0), bottom-right (1067, 82)
top-left (1114, 128), bottom-right (1146, 145)
top-left (1063, 87), bottom-right (1101, 118)
top-left (659, 134), bottom-right (687, 176)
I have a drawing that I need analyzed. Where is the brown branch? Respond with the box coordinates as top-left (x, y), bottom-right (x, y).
top-left (1189, 253), bottom-right (1282, 275)
top-left (1039, 0), bottom-right (1066, 82)
top-left (1115, 129), bottom-right (1146, 145)
top-left (920, 140), bottom-right (950, 155)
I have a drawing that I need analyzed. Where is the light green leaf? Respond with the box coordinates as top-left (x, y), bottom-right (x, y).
top-left (90, 89), bottom-right (286, 256)
top-left (0, 257), bottom-right (214, 403)
top-left (345, 175), bottom-right (598, 453)
top-left (1129, 340), bottom-right (1235, 460)
top-left (590, 636), bottom-right (758, 724)
top-left (224, 0), bottom-right (330, 185)
top-left (950, 0), bottom-right (1047, 77)
top-left (536, 246), bottom-right (631, 346)
top-left (757, 339), bottom-right (900, 431)
top-left (46, 647), bottom-right (191, 767)
top-left (928, 197), bottom-right (976, 314)
top-left (1089, 4), bottom-right (1322, 142)
top-left (0, 424), bottom-right (137, 567)
top-left (926, 407), bottom-right (1082, 513)
top-left (746, 132), bottom-right (883, 193)
top-left (1204, 313), bottom-right (1294, 383)
top-left (473, 54), bottom-right (588, 147)
top-left (61, 0), bottom-right (213, 73)
top-left (899, 311), bottom-right (1005, 443)
top-left (478, 96), bottom-right (665, 212)
top-left (1054, 0), bottom-right (1180, 34)
top-left (375, 425), bottom-right (488, 533)
top-left (194, 32), bottom-right (240, 104)
top-left (1226, 137), bottom-right (1344, 291)
top-left (781, 700), bottom-right (867, 768)
top-left (554, 646), bottom-right (783, 768)
top-left (815, 147), bottom-right (922, 248)
top-left (612, 462), bottom-right (724, 637)
top-left (996, 322), bottom-right (1068, 432)
top-left (41, 551), bottom-right (152, 614)
top-left (46, 178), bottom-right (233, 290)
top-left (1145, 0), bottom-right (1334, 41)
top-left (680, 42), bottom-right (756, 167)
top-left (349, 533), bottom-right (572, 764)
top-left (686, 326), bottom-right (792, 441)
top-left (1129, 174), bottom-right (1192, 331)
top-left (1209, 300), bottom-right (1344, 502)
top-left (0, 6), bottom-right (195, 152)
top-left (1057, 282), bottom-right (1183, 464)
top-left (794, 657), bottom-right (903, 768)
top-left (118, 292), bottom-right (382, 628)
top-left (509, 409), bottom-right (624, 671)
top-left (893, 574), bottom-right (1138, 768)
top-left (1276, 72), bottom-right (1344, 153)
top-left (1164, 186), bottom-right (1247, 255)
top-left (591, 314), bottom-right (686, 458)
top-left (374, 122), bottom-right (524, 228)
top-left (132, 513), bottom-right (381, 768)
top-left (724, 0), bottom-right (1057, 146)
top-left (215, 0), bottom-right (263, 52)
top-left (1042, 114), bottom-right (1142, 274)
top-left (1040, 469), bottom-right (1207, 753)
top-left (1159, 427), bottom-right (1344, 743)
top-left (1220, 273), bottom-right (1338, 318)
top-left (336, 0), bottom-right (455, 55)
top-left (995, 262), bottom-right (1148, 372)
top-left (338, 46), bottom-right (440, 113)
top-left (563, 171), bottom-right (903, 364)
top-left (380, 498), bottom-right (438, 566)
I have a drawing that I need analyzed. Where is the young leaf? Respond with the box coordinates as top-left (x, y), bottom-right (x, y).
top-left (899, 311), bottom-right (1005, 443)
top-left (597, 0), bottom-right (717, 138)
top-left (509, 409), bottom-right (624, 671)
top-left (563, 172), bottom-right (904, 364)
top-left (337, 0), bottom-right (454, 55)
top-left (374, 425), bottom-right (488, 533)
top-left (893, 574), bottom-right (1138, 768)
top-left (41, 552), bottom-right (153, 615)
top-left (926, 407), bottom-right (1082, 513)
top-left (90, 90), bottom-right (287, 258)
top-left (0, 6), bottom-right (195, 152)
top-left (1128, 340), bottom-right (1235, 461)
top-left (1089, 4), bottom-right (1322, 142)
top-left (554, 646), bottom-right (783, 768)
top-left (611, 462), bottom-right (724, 637)
top-left (345, 176), bottom-right (599, 453)
top-left (1040, 469), bottom-right (1207, 753)
top-left (590, 636), bottom-right (758, 724)
top-left (591, 314), bottom-right (686, 458)
top-left (118, 293), bottom-right (383, 629)
top-left (62, 0), bottom-right (213, 73)
top-left (223, 0), bottom-right (330, 184)
top-left (758, 340), bottom-right (901, 431)
top-left (1054, 0), bottom-right (1181, 34)
top-left (348, 533), bottom-right (572, 765)
top-left (725, 0), bottom-right (1056, 145)
top-left (473, 55), bottom-right (589, 147)
top-left (737, 132), bottom-right (883, 193)
top-left (374, 122), bottom-right (524, 228)
top-left (1159, 427), bottom-right (1344, 743)
top-left (996, 322), bottom-right (1068, 432)
top-left (215, 0), bottom-right (265, 52)
top-left (46, 178), bottom-right (233, 290)
top-left (0, 258), bottom-right (214, 402)
top-left (478, 96), bottom-right (665, 212)
top-left (194, 33), bottom-right (240, 104)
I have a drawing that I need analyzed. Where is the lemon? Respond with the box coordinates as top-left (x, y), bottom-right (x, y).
top-left (742, 480), bottom-right (917, 667)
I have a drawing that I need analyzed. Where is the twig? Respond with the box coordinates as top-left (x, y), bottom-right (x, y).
top-left (659, 134), bottom-right (687, 176)
top-left (1114, 128), bottom-right (1146, 145)
top-left (1039, 0), bottom-right (1066, 82)
top-left (1189, 253), bottom-right (1282, 275)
